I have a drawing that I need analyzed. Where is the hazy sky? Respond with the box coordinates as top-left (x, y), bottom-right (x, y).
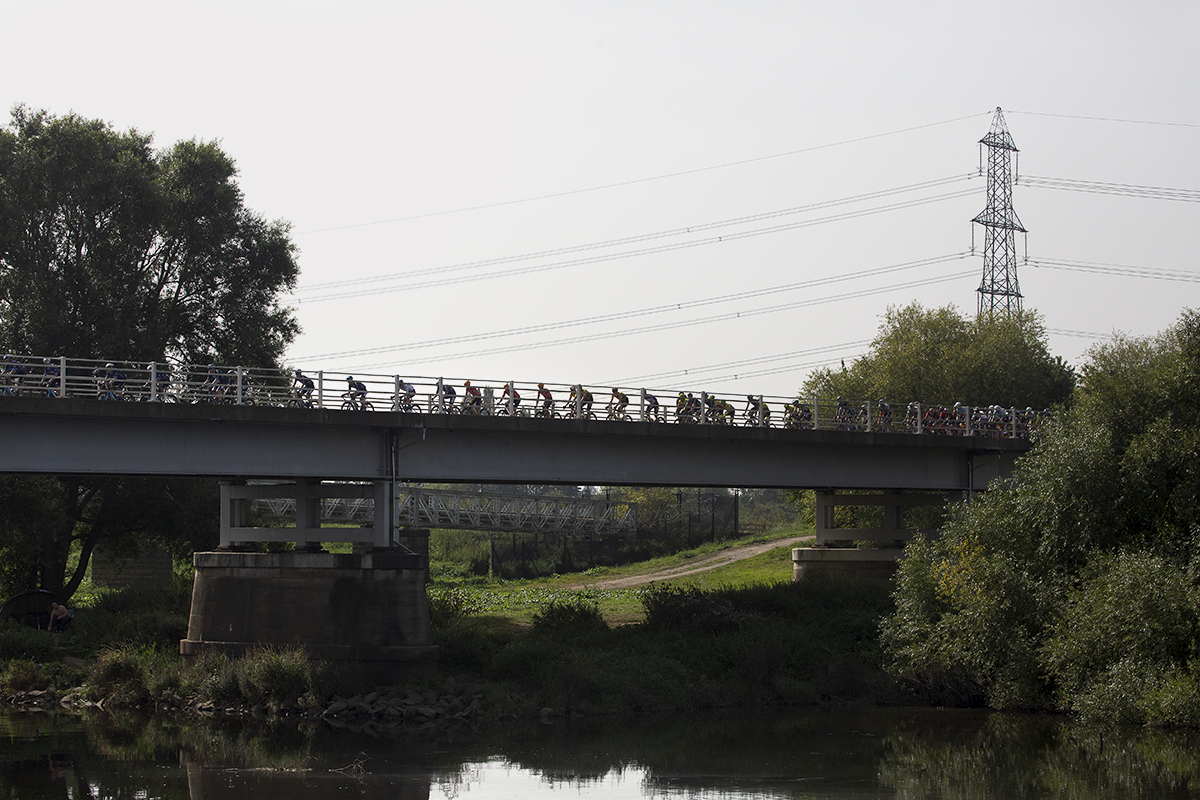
top-left (2, 0), bottom-right (1197, 399)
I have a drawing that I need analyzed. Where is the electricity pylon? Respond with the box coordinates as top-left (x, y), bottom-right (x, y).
top-left (972, 107), bottom-right (1026, 316)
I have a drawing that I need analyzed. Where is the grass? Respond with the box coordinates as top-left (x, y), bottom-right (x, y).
top-left (429, 524), bottom-right (814, 625)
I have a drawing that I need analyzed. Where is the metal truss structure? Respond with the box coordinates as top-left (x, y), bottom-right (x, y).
top-left (252, 485), bottom-right (637, 538)
top-left (972, 107), bottom-right (1027, 316)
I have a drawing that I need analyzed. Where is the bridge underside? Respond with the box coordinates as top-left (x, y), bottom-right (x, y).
top-left (0, 397), bottom-right (1027, 491)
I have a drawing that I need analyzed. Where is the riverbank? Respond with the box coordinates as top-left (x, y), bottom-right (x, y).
top-left (1, 529), bottom-right (912, 723)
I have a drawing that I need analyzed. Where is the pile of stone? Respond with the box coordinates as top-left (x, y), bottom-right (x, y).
top-left (317, 677), bottom-right (485, 733)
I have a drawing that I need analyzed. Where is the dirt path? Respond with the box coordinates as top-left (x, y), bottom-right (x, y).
top-left (566, 535), bottom-right (812, 590)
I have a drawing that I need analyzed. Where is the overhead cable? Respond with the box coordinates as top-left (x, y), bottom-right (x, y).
top-left (294, 253), bottom-right (970, 361)
top-left (293, 190), bottom-right (977, 303)
top-left (335, 270), bottom-right (978, 372)
top-left (1021, 175), bottom-right (1200, 203)
top-left (297, 174), bottom-right (975, 294)
top-left (297, 112), bottom-right (991, 235)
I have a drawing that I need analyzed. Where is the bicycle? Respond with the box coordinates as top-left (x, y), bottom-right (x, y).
top-left (605, 403), bottom-right (631, 422)
top-left (341, 392), bottom-right (374, 412)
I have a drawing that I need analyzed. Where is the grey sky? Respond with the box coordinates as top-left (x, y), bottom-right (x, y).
top-left (2, 0), bottom-right (1196, 398)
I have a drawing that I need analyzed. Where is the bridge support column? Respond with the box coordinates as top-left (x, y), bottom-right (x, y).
top-left (795, 491), bottom-right (951, 582)
top-left (180, 542), bottom-right (438, 682)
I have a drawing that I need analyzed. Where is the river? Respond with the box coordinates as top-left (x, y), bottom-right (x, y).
top-left (2, 706), bottom-right (1198, 799)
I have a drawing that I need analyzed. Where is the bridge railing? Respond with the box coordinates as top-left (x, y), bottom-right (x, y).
top-left (0, 354), bottom-right (1048, 439)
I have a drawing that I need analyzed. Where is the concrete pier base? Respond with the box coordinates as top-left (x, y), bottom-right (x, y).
top-left (792, 547), bottom-right (904, 582)
top-left (180, 546), bottom-right (438, 681)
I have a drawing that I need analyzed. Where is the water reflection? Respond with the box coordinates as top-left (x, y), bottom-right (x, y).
top-left (2, 707), bottom-right (1198, 799)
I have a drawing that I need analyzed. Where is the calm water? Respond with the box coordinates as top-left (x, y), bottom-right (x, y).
top-left (2, 706), bottom-right (1198, 799)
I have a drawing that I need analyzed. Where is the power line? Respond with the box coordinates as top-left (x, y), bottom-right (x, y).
top-left (1030, 258), bottom-right (1199, 283)
top-left (296, 112), bottom-right (991, 235)
top-left (293, 190), bottom-right (977, 303)
top-left (604, 340), bottom-right (871, 386)
top-left (296, 174), bottom-right (975, 294)
top-left (334, 270), bottom-right (978, 372)
top-left (1007, 110), bottom-right (1200, 129)
top-left (295, 253), bottom-right (970, 361)
top-left (1022, 175), bottom-right (1200, 203)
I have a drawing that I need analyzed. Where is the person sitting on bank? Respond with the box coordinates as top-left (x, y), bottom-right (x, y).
top-left (47, 602), bottom-right (73, 632)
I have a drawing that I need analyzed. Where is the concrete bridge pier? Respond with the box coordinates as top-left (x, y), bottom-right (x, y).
top-left (792, 491), bottom-right (952, 582)
top-left (180, 480), bottom-right (439, 681)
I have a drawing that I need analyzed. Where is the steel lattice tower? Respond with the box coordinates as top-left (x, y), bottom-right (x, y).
top-left (972, 107), bottom-right (1026, 316)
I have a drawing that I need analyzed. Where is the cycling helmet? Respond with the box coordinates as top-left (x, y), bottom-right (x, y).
top-left (537, 383), bottom-right (544, 388)
top-left (347, 376), bottom-right (354, 381)
top-left (106, 363), bottom-right (114, 368)
top-left (295, 369), bottom-right (303, 376)
top-left (464, 380), bottom-right (471, 386)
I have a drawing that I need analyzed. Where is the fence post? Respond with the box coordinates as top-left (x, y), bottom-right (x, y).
top-left (435, 378), bottom-right (444, 412)
top-left (757, 395), bottom-right (765, 426)
top-left (149, 362), bottom-right (158, 402)
top-left (866, 400), bottom-right (872, 432)
top-left (236, 367), bottom-right (244, 405)
top-left (916, 402), bottom-right (922, 434)
top-left (575, 385), bottom-right (583, 419)
top-left (393, 375), bottom-right (401, 411)
top-left (701, 392), bottom-right (709, 424)
top-left (507, 381), bottom-right (515, 415)
top-left (317, 371), bottom-right (324, 409)
top-left (965, 405), bottom-right (972, 437)
top-left (639, 388), bottom-right (646, 422)
top-left (58, 357), bottom-right (67, 398)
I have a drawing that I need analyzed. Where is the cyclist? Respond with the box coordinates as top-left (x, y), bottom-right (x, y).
top-left (536, 383), bottom-right (554, 417)
top-left (293, 369), bottom-right (315, 405)
top-left (398, 378), bottom-right (417, 410)
top-left (580, 386), bottom-right (594, 417)
top-left (644, 390), bottom-right (661, 421)
top-left (3, 355), bottom-right (27, 395)
top-left (148, 362), bottom-right (173, 401)
top-left (675, 392), bottom-right (690, 423)
top-left (40, 358), bottom-right (61, 397)
top-left (608, 388), bottom-right (629, 419)
top-left (876, 400), bottom-right (892, 431)
top-left (462, 380), bottom-right (482, 413)
top-left (499, 381), bottom-right (521, 413)
top-left (436, 381), bottom-right (457, 412)
top-left (835, 396), bottom-right (855, 430)
top-left (103, 363), bottom-right (127, 399)
top-left (745, 395), bottom-right (770, 425)
top-left (345, 375), bottom-right (368, 409)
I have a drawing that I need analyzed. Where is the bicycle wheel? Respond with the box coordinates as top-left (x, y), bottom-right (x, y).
top-left (341, 400), bottom-right (355, 411)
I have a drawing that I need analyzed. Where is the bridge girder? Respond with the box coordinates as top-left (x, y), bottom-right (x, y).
top-left (0, 397), bottom-right (1028, 491)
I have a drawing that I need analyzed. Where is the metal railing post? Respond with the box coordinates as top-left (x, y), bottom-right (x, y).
top-left (236, 366), bottom-right (244, 405)
top-left (507, 381), bottom-right (515, 415)
top-left (150, 362), bottom-right (158, 402)
top-left (701, 392), bottom-right (709, 424)
top-left (436, 378), bottom-right (444, 412)
top-left (866, 399), bottom-right (872, 432)
top-left (58, 357), bottom-right (67, 398)
top-left (916, 403), bottom-right (922, 434)
top-left (575, 385), bottom-right (583, 419)
top-left (639, 388), bottom-right (646, 422)
top-left (317, 371), bottom-right (324, 409)
top-left (394, 375), bottom-right (401, 411)
top-left (757, 395), bottom-right (765, 426)
top-left (965, 405), bottom-right (972, 437)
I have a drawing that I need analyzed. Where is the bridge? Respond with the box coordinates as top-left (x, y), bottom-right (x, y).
top-left (0, 358), bottom-right (1037, 679)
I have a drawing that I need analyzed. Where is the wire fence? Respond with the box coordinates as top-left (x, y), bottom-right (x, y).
top-left (0, 354), bottom-right (1048, 439)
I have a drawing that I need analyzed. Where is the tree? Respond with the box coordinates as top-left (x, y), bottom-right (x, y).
top-left (800, 302), bottom-right (1075, 409)
top-left (0, 105), bottom-right (299, 365)
top-left (881, 309), bottom-right (1200, 724)
top-left (0, 107), bottom-right (301, 600)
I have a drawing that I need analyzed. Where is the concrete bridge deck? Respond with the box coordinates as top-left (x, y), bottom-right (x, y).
top-left (0, 395), bottom-right (1028, 490)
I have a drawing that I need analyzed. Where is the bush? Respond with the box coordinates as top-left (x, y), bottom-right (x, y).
top-left (87, 644), bottom-right (177, 707)
top-left (0, 620), bottom-right (59, 661)
top-left (233, 648), bottom-right (313, 711)
top-left (531, 594), bottom-right (609, 637)
top-left (640, 584), bottom-right (758, 633)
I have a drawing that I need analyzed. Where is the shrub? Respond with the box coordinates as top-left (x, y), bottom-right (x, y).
top-left (640, 584), bottom-right (757, 633)
top-left (0, 659), bottom-right (49, 693)
top-left (0, 620), bottom-right (59, 661)
top-left (531, 594), bottom-right (609, 637)
top-left (233, 648), bottom-right (313, 711)
top-left (87, 644), bottom-right (177, 707)
top-left (428, 586), bottom-right (484, 627)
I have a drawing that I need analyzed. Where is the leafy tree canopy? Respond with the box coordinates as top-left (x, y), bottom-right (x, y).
top-left (800, 302), bottom-right (1075, 409)
top-left (0, 105), bottom-right (299, 366)
top-left (881, 309), bottom-right (1200, 724)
